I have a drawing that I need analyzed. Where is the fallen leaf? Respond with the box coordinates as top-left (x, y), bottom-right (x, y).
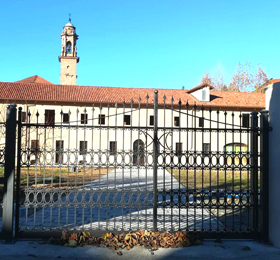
top-left (124, 234), bottom-right (131, 241)
top-left (61, 230), bottom-right (69, 241)
top-left (82, 232), bottom-right (89, 238)
top-left (69, 233), bottom-right (77, 241)
top-left (68, 240), bottom-right (77, 247)
top-left (59, 230), bottom-right (196, 251)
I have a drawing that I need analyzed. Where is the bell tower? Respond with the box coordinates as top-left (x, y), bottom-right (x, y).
top-left (59, 18), bottom-right (79, 85)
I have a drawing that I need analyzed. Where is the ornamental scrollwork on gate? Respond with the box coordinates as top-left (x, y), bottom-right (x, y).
top-left (138, 129), bottom-right (174, 151)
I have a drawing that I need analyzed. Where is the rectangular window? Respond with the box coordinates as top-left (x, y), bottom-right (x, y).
top-left (124, 115), bottom-right (131, 125)
top-left (21, 111), bottom-right (27, 123)
top-left (56, 140), bottom-right (64, 163)
top-left (199, 117), bottom-right (204, 127)
top-left (79, 141), bottom-right (88, 155)
top-left (31, 140), bottom-right (40, 153)
top-left (31, 140), bottom-right (40, 164)
top-left (81, 113), bottom-right (88, 124)
top-left (174, 116), bottom-right (180, 127)
top-left (202, 89), bottom-right (207, 101)
top-left (176, 142), bottom-right (182, 155)
top-left (63, 113), bottom-right (69, 124)
top-left (98, 114), bottom-right (105, 125)
top-left (150, 115), bottom-right (154, 126)
top-left (45, 109), bottom-right (55, 125)
top-left (203, 143), bottom-right (210, 154)
top-left (242, 114), bottom-right (250, 128)
top-left (110, 141), bottom-right (117, 155)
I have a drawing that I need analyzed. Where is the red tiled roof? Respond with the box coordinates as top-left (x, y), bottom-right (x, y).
top-left (186, 83), bottom-right (214, 94)
top-left (0, 82), bottom-right (265, 110)
top-left (268, 79), bottom-right (280, 84)
top-left (254, 78), bottom-right (280, 93)
top-left (15, 75), bottom-right (54, 85)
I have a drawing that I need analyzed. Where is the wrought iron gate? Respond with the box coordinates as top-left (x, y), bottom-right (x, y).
top-left (0, 92), bottom-right (269, 241)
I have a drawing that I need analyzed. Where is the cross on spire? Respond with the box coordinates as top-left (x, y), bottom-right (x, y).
top-left (69, 13), bottom-right (71, 22)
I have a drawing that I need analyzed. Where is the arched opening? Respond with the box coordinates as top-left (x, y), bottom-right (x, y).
top-left (224, 143), bottom-right (248, 166)
top-left (224, 143), bottom-right (247, 152)
top-left (66, 41), bottom-right (72, 54)
top-left (133, 139), bottom-right (145, 165)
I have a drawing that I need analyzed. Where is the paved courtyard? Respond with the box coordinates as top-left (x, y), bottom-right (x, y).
top-left (1, 168), bottom-right (220, 232)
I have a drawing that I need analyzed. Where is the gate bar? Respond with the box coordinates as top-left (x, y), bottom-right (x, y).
top-left (15, 107), bottom-right (22, 238)
top-left (153, 90), bottom-right (158, 231)
top-left (260, 110), bottom-right (269, 242)
top-left (3, 103), bottom-right (17, 242)
top-left (250, 111), bottom-right (259, 234)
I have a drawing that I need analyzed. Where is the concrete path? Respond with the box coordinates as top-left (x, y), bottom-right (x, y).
top-left (0, 240), bottom-right (279, 260)
top-left (2, 168), bottom-right (220, 232)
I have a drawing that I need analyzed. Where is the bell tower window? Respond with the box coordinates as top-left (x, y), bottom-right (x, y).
top-left (66, 42), bottom-right (72, 53)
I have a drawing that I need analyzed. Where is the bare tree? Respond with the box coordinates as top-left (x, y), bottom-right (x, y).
top-left (200, 70), bottom-right (227, 91)
top-left (253, 66), bottom-right (268, 91)
top-left (228, 62), bottom-right (253, 92)
top-left (200, 62), bottom-right (269, 92)
top-left (214, 68), bottom-right (228, 91)
top-left (201, 71), bottom-right (215, 86)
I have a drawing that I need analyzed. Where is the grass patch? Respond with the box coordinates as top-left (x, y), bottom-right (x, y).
top-left (169, 169), bottom-right (260, 191)
top-left (17, 167), bottom-right (112, 189)
top-left (0, 167), bottom-right (113, 205)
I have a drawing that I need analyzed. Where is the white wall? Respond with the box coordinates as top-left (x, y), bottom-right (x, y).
top-left (265, 84), bottom-right (273, 110)
top-left (0, 102), bottom-right (253, 168)
top-left (267, 82), bottom-right (280, 248)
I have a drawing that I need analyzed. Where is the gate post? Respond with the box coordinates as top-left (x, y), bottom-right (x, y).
top-left (153, 91), bottom-right (158, 231)
top-left (250, 111), bottom-right (259, 234)
top-left (260, 110), bottom-right (269, 242)
top-left (15, 107), bottom-right (22, 238)
top-left (3, 103), bottom-right (17, 242)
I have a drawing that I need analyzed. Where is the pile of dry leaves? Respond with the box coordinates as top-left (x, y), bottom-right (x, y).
top-left (57, 230), bottom-right (201, 251)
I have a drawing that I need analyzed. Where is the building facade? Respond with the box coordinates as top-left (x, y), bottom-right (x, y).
top-left (0, 19), bottom-right (265, 166)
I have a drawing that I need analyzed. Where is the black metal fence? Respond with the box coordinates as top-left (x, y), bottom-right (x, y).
top-left (0, 92), bottom-right (270, 241)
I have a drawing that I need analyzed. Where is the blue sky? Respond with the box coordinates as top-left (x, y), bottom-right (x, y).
top-left (1, 0), bottom-right (280, 89)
